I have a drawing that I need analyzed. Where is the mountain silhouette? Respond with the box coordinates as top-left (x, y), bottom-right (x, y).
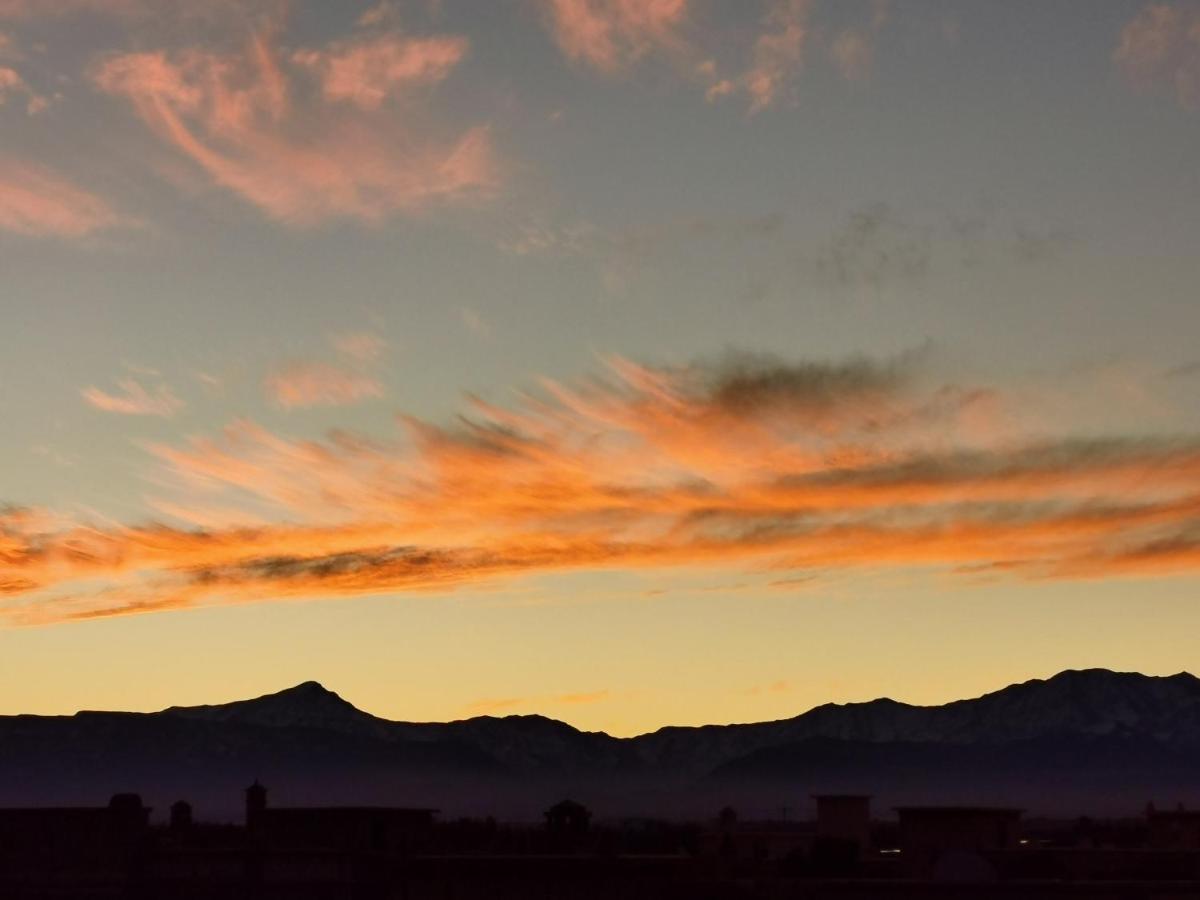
top-left (2, 669), bottom-right (1198, 819)
top-left (164, 681), bottom-right (396, 739)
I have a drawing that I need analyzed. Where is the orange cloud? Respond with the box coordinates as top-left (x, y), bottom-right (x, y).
top-left (81, 377), bottom-right (183, 416)
top-left (7, 354), bottom-right (1200, 625)
top-left (540, 0), bottom-right (690, 72)
top-left (0, 161), bottom-right (125, 238)
top-left (92, 28), bottom-right (496, 225)
top-left (265, 362), bottom-right (384, 409)
top-left (0, 64), bottom-right (20, 93)
top-left (744, 679), bottom-right (791, 696)
top-left (1115, 3), bottom-right (1200, 109)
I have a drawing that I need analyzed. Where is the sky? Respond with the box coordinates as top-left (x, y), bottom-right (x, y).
top-left (2, 0), bottom-right (1200, 737)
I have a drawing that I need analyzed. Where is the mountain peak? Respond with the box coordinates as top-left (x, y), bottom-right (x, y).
top-left (1009, 668), bottom-right (1200, 694)
top-left (276, 680), bottom-right (340, 698)
top-left (162, 680), bottom-right (387, 736)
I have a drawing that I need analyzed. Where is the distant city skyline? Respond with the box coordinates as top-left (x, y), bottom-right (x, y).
top-left (2, 0), bottom-right (1200, 736)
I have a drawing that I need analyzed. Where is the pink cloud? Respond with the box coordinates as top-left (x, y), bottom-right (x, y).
top-left (1115, 3), bottom-right (1200, 109)
top-left (92, 30), bottom-right (496, 226)
top-left (0, 160), bottom-right (125, 237)
top-left (293, 32), bottom-right (468, 110)
top-left (81, 378), bottom-right (183, 417)
top-left (701, 1), bottom-right (890, 111)
top-left (265, 362), bottom-right (384, 409)
top-left (0, 63), bottom-right (49, 114)
top-left (829, 30), bottom-right (873, 82)
top-left (744, 0), bottom-right (812, 112)
top-left (358, 2), bottom-right (400, 29)
top-left (540, 0), bottom-right (690, 72)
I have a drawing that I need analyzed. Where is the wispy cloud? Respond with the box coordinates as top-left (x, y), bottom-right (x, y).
top-left (459, 307), bottom-right (491, 338)
top-left (711, 0), bottom-right (891, 110)
top-left (812, 203), bottom-right (931, 289)
top-left (0, 160), bottom-right (125, 238)
top-left (741, 0), bottom-right (812, 113)
top-left (0, 63), bottom-right (46, 114)
top-left (539, 0), bottom-right (896, 112)
top-left (8, 352), bottom-right (1200, 624)
top-left (92, 26), bottom-right (496, 226)
top-left (806, 204), bottom-right (1076, 292)
top-left (264, 362), bottom-right (384, 409)
top-left (0, 29), bottom-right (55, 112)
top-left (1115, 2), bottom-right (1200, 109)
top-left (292, 31), bottom-right (467, 110)
top-left (332, 332), bottom-right (388, 363)
top-left (829, 1), bottom-right (889, 83)
top-left (743, 679), bottom-right (791, 696)
top-left (81, 377), bottom-right (183, 416)
top-left (539, 0), bottom-right (690, 73)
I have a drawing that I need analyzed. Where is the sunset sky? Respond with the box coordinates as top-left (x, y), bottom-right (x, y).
top-left (3, 0), bottom-right (1200, 736)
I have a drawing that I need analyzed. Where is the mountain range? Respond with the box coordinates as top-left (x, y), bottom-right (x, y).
top-left (2, 669), bottom-right (1198, 820)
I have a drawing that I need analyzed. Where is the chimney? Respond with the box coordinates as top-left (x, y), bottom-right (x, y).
top-left (245, 780), bottom-right (268, 833)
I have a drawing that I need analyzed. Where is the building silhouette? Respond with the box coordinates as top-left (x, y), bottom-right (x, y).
top-left (545, 799), bottom-right (591, 835)
top-left (244, 781), bottom-right (437, 855)
top-left (0, 793), bottom-right (150, 891)
top-left (4, 786), bottom-right (1200, 897)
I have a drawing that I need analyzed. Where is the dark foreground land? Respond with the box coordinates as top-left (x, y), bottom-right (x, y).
top-left (7, 787), bottom-right (1200, 899)
top-left (8, 670), bottom-right (1200, 896)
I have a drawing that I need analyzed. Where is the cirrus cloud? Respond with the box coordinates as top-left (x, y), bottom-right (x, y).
top-left (332, 331), bottom-right (388, 363)
top-left (91, 27), bottom-right (497, 226)
top-left (81, 377), bottom-right (184, 416)
top-left (0, 160), bottom-right (126, 238)
top-left (265, 362), bottom-right (384, 409)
